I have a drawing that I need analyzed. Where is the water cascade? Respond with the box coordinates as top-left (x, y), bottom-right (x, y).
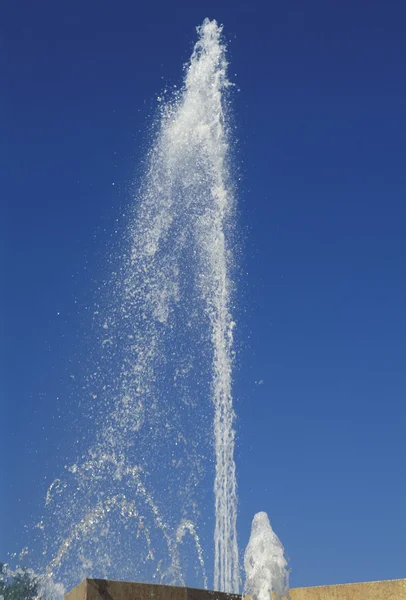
top-left (33, 18), bottom-right (239, 596)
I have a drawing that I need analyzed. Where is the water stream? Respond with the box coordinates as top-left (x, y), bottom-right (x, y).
top-left (30, 18), bottom-right (239, 596)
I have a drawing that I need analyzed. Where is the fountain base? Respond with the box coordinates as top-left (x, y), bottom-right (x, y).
top-left (65, 578), bottom-right (406, 600)
top-left (65, 580), bottom-right (238, 600)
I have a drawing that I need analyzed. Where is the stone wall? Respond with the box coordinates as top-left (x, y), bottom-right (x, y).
top-left (289, 579), bottom-right (406, 599)
top-left (65, 578), bottom-right (406, 600)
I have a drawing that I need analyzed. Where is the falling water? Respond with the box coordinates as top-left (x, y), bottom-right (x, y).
top-left (122, 17), bottom-right (240, 591)
top-left (25, 18), bottom-right (239, 596)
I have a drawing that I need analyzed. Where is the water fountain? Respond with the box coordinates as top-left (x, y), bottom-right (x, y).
top-left (28, 17), bottom-right (239, 597)
top-left (5, 17), bottom-right (404, 600)
top-left (244, 513), bottom-right (290, 600)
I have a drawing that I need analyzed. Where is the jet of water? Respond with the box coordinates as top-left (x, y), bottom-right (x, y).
top-left (243, 513), bottom-right (290, 600)
top-left (117, 16), bottom-right (239, 592)
top-left (139, 18), bottom-right (240, 592)
top-left (28, 18), bottom-right (239, 595)
top-left (179, 18), bottom-right (240, 594)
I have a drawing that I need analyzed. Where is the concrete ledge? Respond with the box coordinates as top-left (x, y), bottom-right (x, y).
top-left (65, 580), bottom-right (239, 600)
top-left (289, 579), bottom-right (406, 599)
top-left (65, 578), bottom-right (406, 600)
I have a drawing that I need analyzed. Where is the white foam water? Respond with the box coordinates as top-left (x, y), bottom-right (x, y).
top-left (117, 16), bottom-right (239, 592)
top-left (243, 513), bottom-right (290, 600)
top-left (25, 18), bottom-right (239, 595)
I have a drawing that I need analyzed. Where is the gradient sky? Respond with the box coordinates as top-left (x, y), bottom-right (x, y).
top-left (2, 0), bottom-right (406, 590)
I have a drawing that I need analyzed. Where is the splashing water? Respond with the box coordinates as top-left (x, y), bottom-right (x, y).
top-left (243, 513), bottom-right (290, 600)
top-left (0, 564), bottom-right (65, 600)
top-left (24, 18), bottom-right (239, 596)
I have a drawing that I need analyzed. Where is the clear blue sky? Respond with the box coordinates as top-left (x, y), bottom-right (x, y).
top-left (2, 0), bottom-right (405, 590)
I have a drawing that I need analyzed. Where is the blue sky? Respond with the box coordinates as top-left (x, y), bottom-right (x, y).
top-left (2, 0), bottom-right (405, 590)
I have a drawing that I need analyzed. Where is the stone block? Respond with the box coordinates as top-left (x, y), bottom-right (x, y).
top-left (65, 578), bottom-right (406, 600)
